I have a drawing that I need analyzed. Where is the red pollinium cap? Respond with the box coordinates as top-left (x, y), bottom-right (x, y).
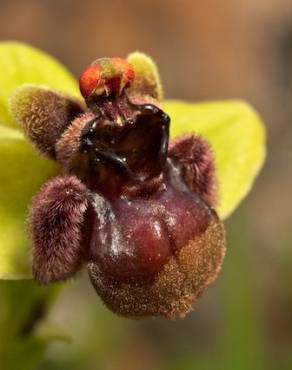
top-left (79, 57), bottom-right (135, 99)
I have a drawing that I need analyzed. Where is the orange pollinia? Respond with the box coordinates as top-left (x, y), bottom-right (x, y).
top-left (79, 57), bottom-right (135, 99)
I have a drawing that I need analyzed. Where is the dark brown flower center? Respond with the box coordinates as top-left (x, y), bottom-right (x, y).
top-left (74, 95), bottom-right (170, 199)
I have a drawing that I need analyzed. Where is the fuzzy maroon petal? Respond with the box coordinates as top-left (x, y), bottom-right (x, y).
top-left (30, 175), bottom-right (89, 284)
top-left (11, 86), bottom-right (84, 158)
top-left (169, 134), bottom-right (217, 206)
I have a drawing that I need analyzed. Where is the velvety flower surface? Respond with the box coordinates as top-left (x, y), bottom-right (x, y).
top-left (0, 43), bottom-right (265, 319)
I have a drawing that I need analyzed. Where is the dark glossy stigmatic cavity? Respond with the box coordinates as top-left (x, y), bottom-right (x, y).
top-left (74, 101), bottom-right (170, 198)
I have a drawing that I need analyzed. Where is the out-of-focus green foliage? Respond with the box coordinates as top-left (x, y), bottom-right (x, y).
top-left (0, 280), bottom-right (60, 370)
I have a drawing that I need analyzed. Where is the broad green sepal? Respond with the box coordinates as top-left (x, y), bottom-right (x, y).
top-left (165, 100), bottom-right (266, 219)
top-left (9, 84), bottom-right (84, 158)
top-left (0, 125), bottom-right (57, 279)
top-left (0, 42), bottom-right (79, 128)
top-left (127, 51), bottom-right (163, 100)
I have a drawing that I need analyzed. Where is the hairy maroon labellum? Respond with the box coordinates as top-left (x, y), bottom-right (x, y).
top-left (12, 55), bottom-right (226, 318)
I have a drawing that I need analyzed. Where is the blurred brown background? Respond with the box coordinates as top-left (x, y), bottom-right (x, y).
top-left (0, 1), bottom-right (291, 369)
